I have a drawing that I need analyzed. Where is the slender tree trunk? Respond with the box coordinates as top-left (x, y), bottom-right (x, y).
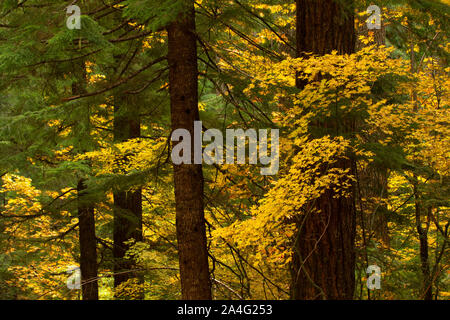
top-left (356, 6), bottom-right (389, 247)
top-left (113, 94), bottom-right (143, 297)
top-left (413, 178), bottom-right (432, 300)
top-left (410, 36), bottom-right (432, 301)
top-left (167, 0), bottom-right (212, 300)
top-left (291, 0), bottom-right (356, 300)
top-left (72, 63), bottom-right (99, 300)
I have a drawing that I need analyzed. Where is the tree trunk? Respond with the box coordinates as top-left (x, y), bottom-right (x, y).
top-left (356, 5), bottom-right (389, 247)
top-left (77, 179), bottom-right (99, 300)
top-left (414, 183), bottom-right (432, 300)
top-left (291, 0), bottom-right (356, 300)
top-left (167, 0), bottom-right (212, 300)
top-left (72, 62), bottom-right (99, 300)
top-left (410, 35), bottom-right (432, 301)
top-left (356, 7), bottom-right (386, 51)
top-left (113, 94), bottom-right (143, 297)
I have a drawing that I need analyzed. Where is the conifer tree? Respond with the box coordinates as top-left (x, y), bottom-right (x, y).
top-left (291, 0), bottom-right (357, 300)
top-left (167, 0), bottom-right (212, 300)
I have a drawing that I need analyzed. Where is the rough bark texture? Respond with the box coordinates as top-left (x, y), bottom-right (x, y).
top-left (72, 62), bottom-right (99, 300)
top-left (292, 0), bottom-right (356, 300)
top-left (359, 166), bottom-right (390, 245)
top-left (296, 0), bottom-right (355, 55)
top-left (355, 8), bottom-right (386, 51)
top-left (77, 179), bottom-right (99, 300)
top-left (113, 94), bottom-right (143, 295)
top-left (296, 0), bottom-right (355, 88)
top-left (167, 1), bottom-right (212, 300)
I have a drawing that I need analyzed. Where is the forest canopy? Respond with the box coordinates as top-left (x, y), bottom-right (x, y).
top-left (0, 0), bottom-right (448, 300)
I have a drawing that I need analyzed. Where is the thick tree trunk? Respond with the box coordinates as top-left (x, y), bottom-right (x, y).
top-left (356, 7), bottom-right (386, 51)
top-left (291, 0), bottom-right (356, 300)
top-left (72, 62), bottom-right (99, 300)
top-left (77, 179), bottom-right (99, 300)
top-left (113, 94), bottom-right (143, 296)
top-left (296, 0), bottom-right (355, 54)
top-left (359, 166), bottom-right (390, 244)
top-left (112, 190), bottom-right (143, 290)
top-left (167, 0), bottom-right (212, 300)
top-left (295, 0), bottom-right (355, 88)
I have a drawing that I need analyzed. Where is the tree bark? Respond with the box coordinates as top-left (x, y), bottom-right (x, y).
top-left (410, 35), bottom-right (432, 301)
top-left (356, 6), bottom-right (390, 246)
top-left (72, 62), bottom-right (99, 301)
top-left (356, 7), bottom-right (386, 51)
top-left (291, 0), bottom-right (356, 300)
top-left (167, 0), bottom-right (212, 300)
top-left (113, 94), bottom-right (143, 297)
top-left (77, 179), bottom-right (99, 300)
top-left (414, 183), bottom-right (432, 300)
